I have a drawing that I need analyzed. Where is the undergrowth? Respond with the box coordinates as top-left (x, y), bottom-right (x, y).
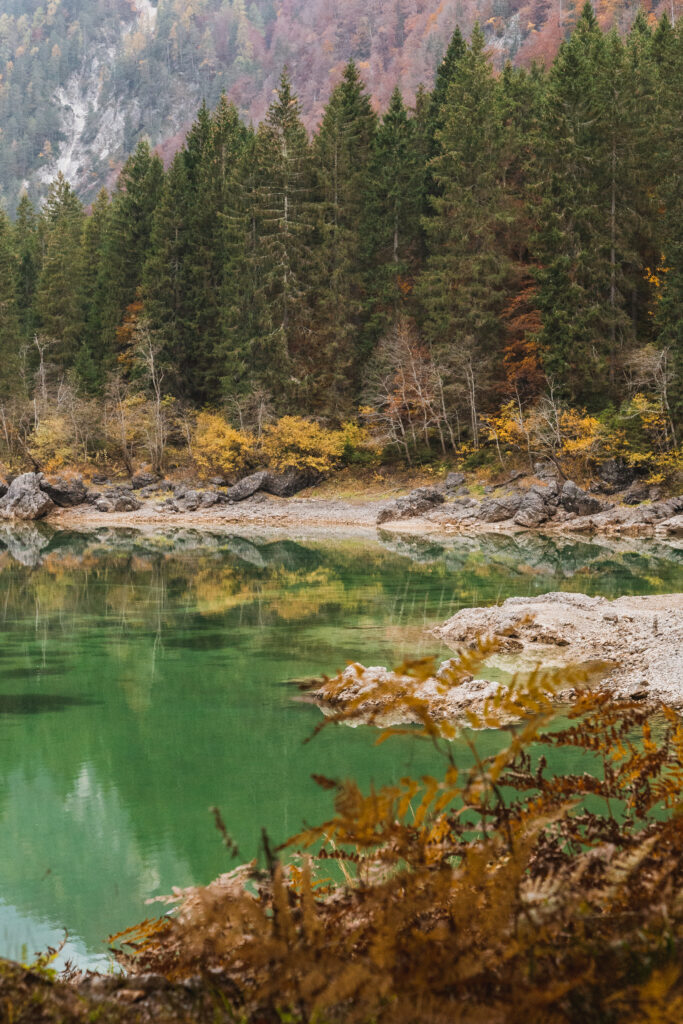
top-left (114, 642), bottom-right (683, 1023)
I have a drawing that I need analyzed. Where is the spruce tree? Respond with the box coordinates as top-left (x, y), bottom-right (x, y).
top-left (222, 71), bottom-right (314, 407)
top-left (143, 153), bottom-right (193, 392)
top-left (13, 192), bottom-right (40, 343)
top-left (0, 209), bottom-right (22, 396)
top-left (419, 24), bottom-right (514, 429)
top-left (78, 187), bottom-right (111, 389)
top-left (363, 87), bottom-right (422, 347)
top-left (35, 173), bottom-right (85, 367)
top-left (309, 61), bottom-right (377, 412)
top-left (101, 140), bottom-right (164, 348)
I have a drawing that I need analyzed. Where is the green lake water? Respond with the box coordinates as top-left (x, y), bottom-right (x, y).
top-left (0, 524), bottom-right (681, 969)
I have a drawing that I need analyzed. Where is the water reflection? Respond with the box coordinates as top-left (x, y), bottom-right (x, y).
top-left (0, 526), bottom-right (680, 968)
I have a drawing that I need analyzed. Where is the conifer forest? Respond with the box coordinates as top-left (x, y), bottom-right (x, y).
top-left (0, 4), bottom-right (679, 482)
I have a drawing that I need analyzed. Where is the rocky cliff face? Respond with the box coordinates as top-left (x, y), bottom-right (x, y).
top-left (0, 0), bottom-right (670, 209)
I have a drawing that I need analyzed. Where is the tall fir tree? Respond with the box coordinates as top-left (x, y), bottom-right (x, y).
top-left (309, 61), bottom-right (377, 413)
top-left (35, 172), bottom-right (85, 366)
top-left (13, 192), bottom-right (40, 343)
top-left (101, 140), bottom-right (164, 350)
top-left (0, 209), bottom-right (22, 396)
top-left (77, 187), bottom-right (111, 390)
top-left (363, 87), bottom-right (422, 347)
top-left (222, 71), bottom-right (314, 406)
top-left (419, 24), bottom-right (515, 424)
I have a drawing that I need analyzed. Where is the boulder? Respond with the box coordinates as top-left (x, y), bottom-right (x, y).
top-left (444, 472), bottom-right (466, 491)
top-left (377, 487), bottom-right (445, 525)
top-left (598, 458), bottom-right (635, 494)
top-left (112, 495), bottom-right (142, 512)
top-left (131, 470), bottom-right (160, 489)
top-left (225, 470), bottom-right (271, 502)
top-left (177, 490), bottom-right (200, 511)
top-left (225, 468), bottom-right (319, 502)
top-left (40, 473), bottom-right (87, 507)
top-left (513, 488), bottom-right (550, 528)
top-left (656, 514), bottom-right (683, 537)
top-left (0, 473), bottom-right (55, 520)
top-left (476, 492), bottom-right (523, 523)
top-left (559, 480), bottom-right (605, 517)
top-left (622, 481), bottom-right (651, 505)
top-left (262, 468), bottom-right (318, 498)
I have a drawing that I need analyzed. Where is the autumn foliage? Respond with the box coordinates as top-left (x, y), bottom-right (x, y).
top-left (115, 643), bottom-right (683, 1023)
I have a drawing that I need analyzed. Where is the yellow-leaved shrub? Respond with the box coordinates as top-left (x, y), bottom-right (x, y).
top-left (193, 412), bottom-right (254, 480)
top-left (260, 416), bottom-right (343, 474)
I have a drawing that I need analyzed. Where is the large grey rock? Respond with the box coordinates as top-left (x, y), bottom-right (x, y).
top-left (444, 472), bottom-right (466, 491)
top-left (225, 470), bottom-right (270, 502)
top-left (0, 473), bottom-right (55, 520)
top-left (40, 473), bottom-right (87, 507)
top-left (513, 488), bottom-right (550, 528)
top-left (112, 494), bottom-right (142, 512)
top-left (476, 492), bottom-right (523, 523)
top-left (598, 458), bottom-right (635, 494)
top-left (131, 470), bottom-right (160, 489)
top-left (262, 468), bottom-right (318, 497)
top-left (622, 481), bottom-right (650, 505)
top-left (377, 487), bottom-right (445, 525)
top-left (559, 480), bottom-right (605, 517)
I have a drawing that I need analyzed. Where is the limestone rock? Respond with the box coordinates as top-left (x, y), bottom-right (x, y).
top-left (476, 492), bottom-right (523, 523)
top-left (377, 487), bottom-right (445, 525)
top-left (513, 488), bottom-right (550, 528)
top-left (0, 473), bottom-right (55, 520)
top-left (559, 480), bottom-right (606, 517)
top-left (40, 473), bottom-right (87, 507)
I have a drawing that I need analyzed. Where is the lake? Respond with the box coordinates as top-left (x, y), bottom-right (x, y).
top-left (0, 524), bottom-right (680, 969)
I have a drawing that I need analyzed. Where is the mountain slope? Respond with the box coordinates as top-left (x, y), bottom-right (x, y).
top-left (0, 0), bottom-right (676, 210)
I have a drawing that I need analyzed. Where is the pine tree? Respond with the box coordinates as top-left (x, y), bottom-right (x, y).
top-left (222, 71), bottom-right (314, 407)
top-left (13, 192), bottom-right (40, 342)
top-left (0, 209), bottom-right (22, 396)
top-left (101, 140), bottom-right (164, 348)
top-left (419, 24), bottom-right (515, 436)
top-left (143, 152), bottom-right (193, 391)
top-left (535, 4), bottom-right (657, 403)
top-left (35, 172), bottom-right (85, 366)
top-left (363, 87), bottom-right (422, 346)
top-left (309, 61), bottom-right (377, 412)
top-left (78, 187), bottom-right (111, 389)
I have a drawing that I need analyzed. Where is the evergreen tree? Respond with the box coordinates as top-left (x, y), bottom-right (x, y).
top-left (143, 152), bottom-right (193, 391)
top-left (0, 209), bottom-right (22, 396)
top-left (35, 172), bottom-right (85, 365)
top-left (363, 87), bottom-right (422, 346)
top-left (222, 71), bottom-right (314, 406)
top-left (419, 24), bottom-right (514, 425)
top-left (78, 187), bottom-right (111, 389)
top-left (13, 192), bottom-right (40, 342)
top-left (535, 4), bottom-right (657, 403)
top-left (101, 140), bottom-right (164, 348)
top-left (309, 61), bottom-right (377, 412)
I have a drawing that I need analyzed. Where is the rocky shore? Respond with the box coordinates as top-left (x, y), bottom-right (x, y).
top-left (310, 592), bottom-right (683, 724)
top-left (0, 467), bottom-right (680, 539)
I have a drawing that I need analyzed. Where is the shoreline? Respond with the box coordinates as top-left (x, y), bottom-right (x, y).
top-left (42, 492), bottom-right (683, 540)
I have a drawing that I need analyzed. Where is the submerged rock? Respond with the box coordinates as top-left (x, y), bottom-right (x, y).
top-left (0, 473), bottom-right (55, 520)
